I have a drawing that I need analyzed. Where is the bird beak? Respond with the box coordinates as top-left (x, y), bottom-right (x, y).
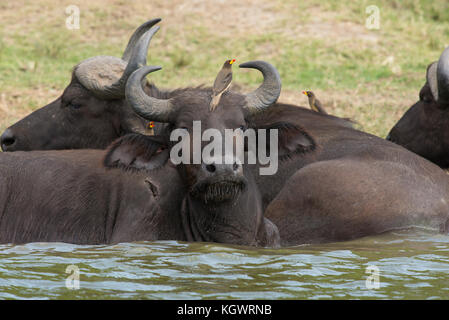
top-left (230, 59), bottom-right (236, 65)
top-left (302, 91), bottom-right (308, 96)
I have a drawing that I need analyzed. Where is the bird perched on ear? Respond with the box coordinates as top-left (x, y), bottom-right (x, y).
top-left (302, 90), bottom-right (328, 114)
top-left (210, 59), bottom-right (235, 110)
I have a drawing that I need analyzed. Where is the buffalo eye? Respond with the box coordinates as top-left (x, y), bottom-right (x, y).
top-left (175, 126), bottom-right (190, 133)
top-left (63, 98), bottom-right (83, 110)
top-left (68, 101), bottom-right (82, 109)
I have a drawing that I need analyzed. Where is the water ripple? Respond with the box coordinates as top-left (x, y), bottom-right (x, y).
top-left (0, 230), bottom-right (447, 299)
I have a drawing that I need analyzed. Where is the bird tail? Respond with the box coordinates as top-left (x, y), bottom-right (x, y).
top-left (210, 94), bottom-right (221, 111)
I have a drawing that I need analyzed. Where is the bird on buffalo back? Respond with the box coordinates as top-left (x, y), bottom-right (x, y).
top-left (302, 90), bottom-right (328, 114)
top-left (210, 59), bottom-right (235, 110)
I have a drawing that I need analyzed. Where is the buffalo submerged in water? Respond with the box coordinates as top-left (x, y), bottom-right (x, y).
top-left (115, 62), bottom-right (449, 246)
top-left (1, 20), bottom-right (449, 246)
top-left (0, 56), bottom-right (282, 246)
top-left (0, 18), bottom-right (279, 246)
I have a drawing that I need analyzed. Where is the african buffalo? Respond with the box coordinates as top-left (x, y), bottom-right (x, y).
top-left (118, 62), bottom-right (449, 246)
top-left (0, 147), bottom-right (183, 244)
top-left (3, 24), bottom-right (449, 246)
top-left (0, 132), bottom-right (279, 246)
top-left (243, 103), bottom-right (449, 245)
top-left (0, 18), bottom-right (163, 151)
top-left (387, 46), bottom-right (449, 168)
top-left (118, 62), bottom-right (288, 247)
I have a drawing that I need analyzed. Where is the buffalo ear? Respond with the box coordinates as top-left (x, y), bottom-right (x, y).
top-left (274, 122), bottom-right (315, 160)
top-left (104, 133), bottom-right (169, 171)
top-left (253, 122), bottom-right (315, 160)
top-left (278, 123), bottom-right (315, 158)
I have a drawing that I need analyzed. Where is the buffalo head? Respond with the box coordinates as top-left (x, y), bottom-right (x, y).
top-left (1, 18), bottom-right (161, 151)
top-left (387, 46), bottom-right (449, 168)
top-left (125, 61), bottom-right (284, 204)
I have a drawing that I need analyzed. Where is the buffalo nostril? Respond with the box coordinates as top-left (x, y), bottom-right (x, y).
top-left (205, 164), bottom-right (216, 173)
top-left (2, 137), bottom-right (15, 146)
top-left (1, 129), bottom-right (16, 151)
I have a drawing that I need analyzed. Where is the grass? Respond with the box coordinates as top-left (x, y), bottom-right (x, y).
top-left (0, 0), bottom-right (449, 138)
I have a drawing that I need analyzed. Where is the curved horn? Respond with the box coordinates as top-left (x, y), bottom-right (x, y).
top-left (122, 18), bottom-right (161, 62)
top-left (239, 60), bottom-right (281, 113)
top-left (75, 25), bottom-right (160, 99)
top-left (126, 66), bottom-right (177, 122)
top-left (107, 26), bottom-right (161, 96)
top-left (437, 46), bottom-right (449, 103)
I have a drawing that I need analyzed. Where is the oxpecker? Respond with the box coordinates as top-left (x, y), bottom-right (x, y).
top-left (302, 90), bottom-right (328, 114)
top-left (210, 59), bottom-right (235, 110)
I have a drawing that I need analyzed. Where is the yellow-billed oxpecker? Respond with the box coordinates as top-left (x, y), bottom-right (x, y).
top-left (302, 90), bottom-right (328, 114)
top-left (210, 59), bottom-right (235, 110)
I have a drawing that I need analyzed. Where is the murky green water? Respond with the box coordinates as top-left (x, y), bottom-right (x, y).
top-left (0, 229), bottom-right (448, 299)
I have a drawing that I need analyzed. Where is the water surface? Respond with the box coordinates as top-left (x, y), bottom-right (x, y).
top-left (0, 229), bottom-right (448, 299)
